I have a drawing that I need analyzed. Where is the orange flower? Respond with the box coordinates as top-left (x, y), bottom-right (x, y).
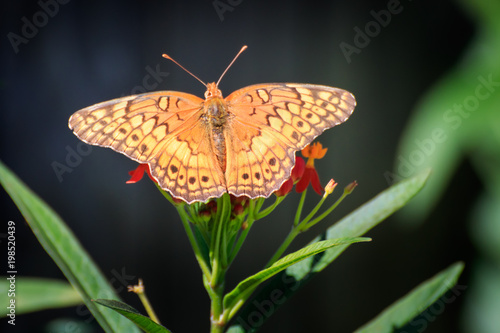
top-left (296, 142), bottom-right (327, 195)
top-left (301, 142), bottom-right (328, 160)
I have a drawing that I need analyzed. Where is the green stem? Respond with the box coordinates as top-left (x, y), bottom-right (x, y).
top-left (304, 190), bottom-right (350, 229)
top-left (254, 195), bottom-right (285, 220)
top-left (264, 226), bottom-right (301, 268)
top-left (294, 189), bottom-right (308, 226)
top-left (177, 207), bottom-right (212, 281)
top-left (228, 200), bottom-right (256, 263)
top-left (208, 194), bottom-right (232, 333)
top-left (137, 287), bottom-right (160, 324)
top-left (263, 191), bottom-right (308, 267)
top-left (209, 279), bottom-right (225, 333)
top-left (211, 194), bottom-right (231, 287)
top-left (296, 195), bottom-right (327, 230)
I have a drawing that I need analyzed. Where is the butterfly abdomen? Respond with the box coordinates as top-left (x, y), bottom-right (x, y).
top-left (204, 96), bottom-right (229, 173)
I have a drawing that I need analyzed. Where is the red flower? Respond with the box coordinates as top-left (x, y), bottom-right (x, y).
top-left (232, 203), bottom-right (245, 216)
top-left (275, 178), bottom-right (294, 197)
top-left (127, 164), bottom-right (186, 204)
top-left (295, 142), bottom-right (328, 195)
top-left (229, 195), bottom-right (248, 217)
top-left (291, 156), bottom-right (305, 182)
top-left (275, 156), bottom-right (306, 197)
top-left (126, 164), bottom-right (156, 184)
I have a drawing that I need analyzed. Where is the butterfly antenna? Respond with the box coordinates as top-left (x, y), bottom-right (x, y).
top-left (216, 45), bottom-right (248, 87)
top-left (162, 53), bottom-right (207, 87)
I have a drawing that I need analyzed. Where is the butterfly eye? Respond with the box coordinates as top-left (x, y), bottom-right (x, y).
top-left (204, 87), bottom-right (222, 99)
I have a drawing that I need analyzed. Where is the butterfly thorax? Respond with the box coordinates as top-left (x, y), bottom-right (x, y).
top-left (203, 83), bottom-right (230, 172)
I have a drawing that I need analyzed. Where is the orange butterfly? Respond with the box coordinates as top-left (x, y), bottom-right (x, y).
top-left (69, 46), bottom-right (356, 204)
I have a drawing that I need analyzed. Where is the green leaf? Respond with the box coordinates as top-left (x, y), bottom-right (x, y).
top-left (94, 299), bottom-right (172, 333)
top-left (0, 277), bottom-right (81, 317)
top-left (223, 237), bottom-right (370, 319)
top-left (393, 0), bottom-right (500, 223)
top-left (312, 169), bottom-right (432, 273)
top-left (0, 160), bottom-right (140, 333)
top-left (355, 262), bottom-right (465, 332)
top-left (227, 170), bottom-right (431, 332)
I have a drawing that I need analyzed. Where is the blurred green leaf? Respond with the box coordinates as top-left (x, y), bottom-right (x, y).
top-left (394, 0), bottom-right (500, 222)
top-left (94, 299), bottom-right (172, 333)
top-left (0, 160), bottom-right (140, 333)
top-left (0, 277), bottom-right (81, 317)
top-left (355, 262), bottom-right (465, 332)
top-left (461, 260), bottom-right (500, 333)
top-left (228, 170), bottom-right (431, 332)
top-left (44, 319), bottom-right (94, 333)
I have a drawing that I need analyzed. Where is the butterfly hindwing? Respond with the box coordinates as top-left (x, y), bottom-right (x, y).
top-left (151, 117), bottom-right (227, 203)
top-left (224, 118), bottom-right (296, 198)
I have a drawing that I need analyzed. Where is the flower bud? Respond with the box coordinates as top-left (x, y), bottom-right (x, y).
top-left (232, 203), bottom-right (245, 216)
top-left (344, 180), bottom-right (358, 194)
top-left (323, 179), bottom-right (338, 197)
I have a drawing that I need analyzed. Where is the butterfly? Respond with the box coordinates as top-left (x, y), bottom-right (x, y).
top-left (69, 46), bottom-right (356, 204)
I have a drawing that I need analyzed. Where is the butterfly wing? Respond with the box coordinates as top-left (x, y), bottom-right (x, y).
top-left (223, 118), bottom-right (295, 198)
top-left (69, 91), bottom-right (226, 203)
top-left (224, 83), bottom-right (356, 198)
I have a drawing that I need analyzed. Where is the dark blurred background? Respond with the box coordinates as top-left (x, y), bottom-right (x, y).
top-left (2, 0), bottom-right (496, 332)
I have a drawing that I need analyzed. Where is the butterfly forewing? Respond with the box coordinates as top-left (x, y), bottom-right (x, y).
top-left (69, 91), bottom-right (227, 203)
top-left (223, 83), bottom-right (356, 197)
